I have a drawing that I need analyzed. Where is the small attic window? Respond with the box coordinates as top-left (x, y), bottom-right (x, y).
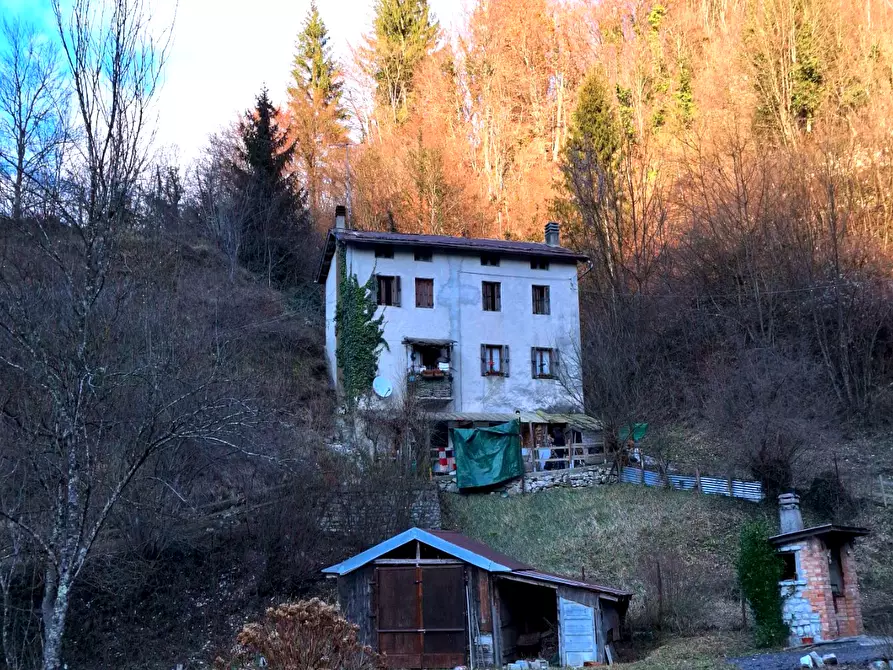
top-left (375, 245), bottom-right (394, 259)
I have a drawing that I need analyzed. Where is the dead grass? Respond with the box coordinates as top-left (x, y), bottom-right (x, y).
top-left (442, 483), bottom-right (773, 632)
top-left (615, 632), bottom-right (751, 669)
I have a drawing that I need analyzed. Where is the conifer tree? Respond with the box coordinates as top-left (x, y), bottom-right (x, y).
top-left (363, 0), bottom-right (439, 123)
top-left (564, 70), bottom-right (621, 173)
top-left (287, 2), bottom-right (347, 225)
top-left (236, 87), bottom-right (310, 286)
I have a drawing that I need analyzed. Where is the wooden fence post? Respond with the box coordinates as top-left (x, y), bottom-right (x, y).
top-left (881, 475), bottom-right (888, 508)
top-left (727, 472), bottom-right (734, 498)
top-left (695, 467), bottom-right (702, 494)
top-left (640, 456), bottom-right (646, 485)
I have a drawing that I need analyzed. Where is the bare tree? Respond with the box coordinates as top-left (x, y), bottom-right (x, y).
top-left (0, 18), bottom-right (69, 221)
top-left (0, 2), bottom-right (267, 669)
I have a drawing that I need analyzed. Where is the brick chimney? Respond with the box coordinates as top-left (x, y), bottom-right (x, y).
top-left (544, 221), bottom-right (560, 247)
top-left (778, 492), bottom-right (804, 534)
top-left (335, 205), bottom-right (347, 230)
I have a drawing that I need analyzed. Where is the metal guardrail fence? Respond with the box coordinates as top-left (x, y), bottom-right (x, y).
top-left (620, 464), bottom-right (764, 502)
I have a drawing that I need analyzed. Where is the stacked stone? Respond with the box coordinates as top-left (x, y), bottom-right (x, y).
top-left (435, 465), bottom-right (616, 496)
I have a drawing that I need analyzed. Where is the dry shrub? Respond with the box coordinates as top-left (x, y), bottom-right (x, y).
top-left (215, 599), bottom-right (385, 670)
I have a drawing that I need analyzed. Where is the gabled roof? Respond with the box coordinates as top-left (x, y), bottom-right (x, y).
top-left (769, 523), bottom-right (870, 547)
top-left (321, 527), bottom-right (527, 575)
top-left (321, 527), bottom-right (633, 601)
top-left (315, 228), bottom-right (588, 283)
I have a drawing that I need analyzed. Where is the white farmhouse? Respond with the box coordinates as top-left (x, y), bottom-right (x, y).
top-left (316, 208), bottom-right (601, 473)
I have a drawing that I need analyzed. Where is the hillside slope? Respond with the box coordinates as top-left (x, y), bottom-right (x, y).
top-left (443, 482), bottom-right (893, 638)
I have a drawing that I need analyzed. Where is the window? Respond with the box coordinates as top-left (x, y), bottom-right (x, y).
top-left (482, 281), bottom-right (501, 311)
top-left (480, 254), bottom-right (500, 266)
top-left (415, 278), bottom-right (434, 308)
top-left (375, 245), bottom-right (394, 259)
top-left (376, 275), bottom-right (401, 306)
top-left (532, 285), bottom-right (550, 315)
top-left (480, 344), bottom-right (509, 376)
top-left (780, 553), bottom-right (798, 581)
top-left (531, 347), bottom-right (558, 378)
top-left (531, 257), bottom-right (550, 270)
top-left (414, 249), bottom-right (433, 262)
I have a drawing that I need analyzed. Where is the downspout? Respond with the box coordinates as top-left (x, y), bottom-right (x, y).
top-left (465, 575), bottom-right (475, 670)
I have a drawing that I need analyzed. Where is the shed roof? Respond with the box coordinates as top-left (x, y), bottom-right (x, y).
top-left (769, 523), bottom-right (870, 547)
top-left (425, 410), bottom-right (602, 431)
top-left (315, 228), bottom-right (588, 283)
top-left (321, 527), bottom-right (631, 600)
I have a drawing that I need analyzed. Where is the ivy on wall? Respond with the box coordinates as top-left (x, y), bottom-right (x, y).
top-left (335, 245), bottom-right (387, 408)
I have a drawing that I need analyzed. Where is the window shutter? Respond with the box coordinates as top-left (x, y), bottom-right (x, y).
top-left (545, 286), bottom-right (551, 315)
top-left (394, 276), bottom-right (402, 306)
top-left (503, 345), bottom-right (510, 377)
top-left (496, 284), bottom-right (502, 311)
top-left (531, 287), bottom-right (536, 314)
top-left (415, 279), bottom-right (422, 306)
top-left (428, 279), bottom-right (434, 307)
top-left (553, 349), bottom-right (559, 375)
top-left (480, 344), bottom-right (487, 376)
top-left (372, 275), bottom-right (379, 304)
top-left (531, 347), bottom-right (537, 378)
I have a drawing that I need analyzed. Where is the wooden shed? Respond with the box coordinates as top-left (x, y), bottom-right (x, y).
top-left (322, 528), bottom-right (631, 668)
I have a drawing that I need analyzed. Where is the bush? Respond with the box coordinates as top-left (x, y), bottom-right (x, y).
top-left (215, 599), bottom-right (385, 670)
top-left (737, 520), bottom-right (788, 647)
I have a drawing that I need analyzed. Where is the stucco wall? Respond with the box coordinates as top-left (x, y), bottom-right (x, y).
top-left (325, 246), bottom-right (338, 386)
top-left (332, 243), bottom-right (583, 413)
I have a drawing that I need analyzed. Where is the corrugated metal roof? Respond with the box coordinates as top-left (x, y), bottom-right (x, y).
top-left (425, 410), bottom-right (602, 430)
top-left (511, 570), bottom-right (633, 600)
top-left (316, 228), bottom-right (588, 283)
top-left (321, 527), bottom-right (521, 575)
top-left (321, 528), bottom-right (631, 601)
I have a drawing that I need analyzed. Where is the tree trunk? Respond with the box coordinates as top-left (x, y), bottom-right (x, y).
top-left (40, 567), bottom-right (71, 670)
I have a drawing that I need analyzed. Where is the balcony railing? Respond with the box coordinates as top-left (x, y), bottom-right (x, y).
top-left (407, 371), bottom-right (453, 401)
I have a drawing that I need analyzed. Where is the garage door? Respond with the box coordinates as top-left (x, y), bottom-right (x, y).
top-left (376, 565), bottom-right (467, 668)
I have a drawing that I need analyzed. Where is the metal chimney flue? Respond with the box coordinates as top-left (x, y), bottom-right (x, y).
top-left (335, 205), bottom-right (347, 230)
top-left (545, 221), bottom-right (560, 247)
top-left (778, 492), bottom-right (803, 534)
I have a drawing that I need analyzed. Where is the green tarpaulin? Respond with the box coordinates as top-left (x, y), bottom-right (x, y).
top-left (451, 419), bottom-right (523, 489)
top-left (619, 423), bottom-right (648, 442)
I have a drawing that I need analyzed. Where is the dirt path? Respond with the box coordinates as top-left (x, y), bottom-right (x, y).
top-left (730, 637), bottom-right (892, 670)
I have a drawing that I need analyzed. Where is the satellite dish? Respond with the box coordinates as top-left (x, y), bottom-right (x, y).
top-left (372, 376), bottom-right (393, 398)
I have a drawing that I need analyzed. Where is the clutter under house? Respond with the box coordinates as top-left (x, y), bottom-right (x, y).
top-left (773, 493), bottom-right (870, 647)
top-left (323, 527), bottom-right (631, 668)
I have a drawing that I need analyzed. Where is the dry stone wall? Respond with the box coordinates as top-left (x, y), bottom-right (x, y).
top-left (436, 464), bottom-right (616, 495)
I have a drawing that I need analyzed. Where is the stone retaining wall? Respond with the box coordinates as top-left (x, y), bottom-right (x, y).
top-left (436, 464), bottom-right (615, 495)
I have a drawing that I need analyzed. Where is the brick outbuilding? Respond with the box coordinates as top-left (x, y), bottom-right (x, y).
top-left (770, 493), bottom-right (869, 646)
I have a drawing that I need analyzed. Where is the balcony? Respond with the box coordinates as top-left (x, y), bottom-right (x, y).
top-left (407, 370), bottom-right (453, 402)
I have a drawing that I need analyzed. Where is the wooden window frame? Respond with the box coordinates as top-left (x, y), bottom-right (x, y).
top-left (530, 257), bottom-right (550, 270)
top-left (480, 254), bottom-right (500, 267)
top-left (375, 245), bottom-right (394, 259)
top-left (480, 344), bottom-right (510, 377)
top-left (375, 275), bottom-right (401, 307)
top-left (481, 281), bottom-right (502, 312)
top-left (415, 278), bottom-right (434, 308)
top-left (414, 249), bottom-right (433, 262)
top-left (532, 285), bottom-right (550, 315)
top-left (531, 347), bottom-right (558, 379)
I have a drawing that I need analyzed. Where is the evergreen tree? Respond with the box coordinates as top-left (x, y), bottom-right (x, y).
top-left (287, 2), bottom-right (347, 225)
top-left (564, 70), bottom-right (622, 171)
top-left (363, 0), bottom-right (439, 123)
top-left (236, 87), bottom-right (310, 286)
top-left (291, 1), bottom-right (344, 113)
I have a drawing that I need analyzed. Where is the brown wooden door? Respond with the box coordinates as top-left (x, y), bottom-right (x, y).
top-left (376, 565), bottom-right (467, 669)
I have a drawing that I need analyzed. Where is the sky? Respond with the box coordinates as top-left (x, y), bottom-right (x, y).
top-left (0, 0), bottom-right (463, 164)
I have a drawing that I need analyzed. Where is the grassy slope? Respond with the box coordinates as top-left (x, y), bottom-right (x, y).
top-left (443, 483), bottom-right (773, 631)
top-left (443, 479), bottom-right (893, 662)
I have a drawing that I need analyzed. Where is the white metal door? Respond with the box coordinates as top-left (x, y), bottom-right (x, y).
top-left (558, 596), bottom-right (597, 666)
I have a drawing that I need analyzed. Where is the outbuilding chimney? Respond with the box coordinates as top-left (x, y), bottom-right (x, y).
top-left (545, 221), bottom-right (560, 247)
top-left (778, 492), bottom-right (804, 534)
top-left (335, 205), bottom-right (347, 230)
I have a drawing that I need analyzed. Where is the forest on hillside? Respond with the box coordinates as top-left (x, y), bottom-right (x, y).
top-left (3, 0), bottom-right (893, 667)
